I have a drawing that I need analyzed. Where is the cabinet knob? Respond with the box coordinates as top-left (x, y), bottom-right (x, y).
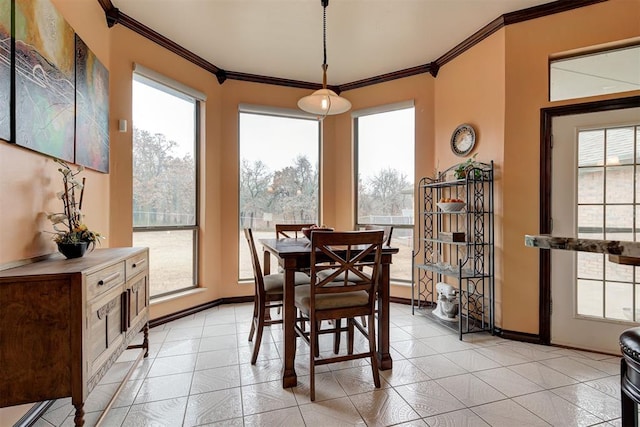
top-left (98, 272), bottom-right (121, 286)
top-left (132, 259), bottom-right (147, 269)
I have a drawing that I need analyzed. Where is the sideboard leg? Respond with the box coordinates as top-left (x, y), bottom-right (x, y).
top-left (74, 403), bottom-right (85, 426)
top-left (143, 322), bottom-right (149, 357)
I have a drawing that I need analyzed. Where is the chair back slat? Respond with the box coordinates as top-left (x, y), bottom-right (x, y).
top-left (310, 230), bottom-right (384, 304)
top-left (363, 225), bottom-right (394, 246)
top-left (275, 223), bottom-right (316, 239)
top-left (243, 228), bottom-right (266, 300)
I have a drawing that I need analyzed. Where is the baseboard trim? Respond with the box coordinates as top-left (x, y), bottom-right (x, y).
top-left (389, 296), bottom-right (412, 305)
top-left (149, 295), bottom-right (253, 328)
top-left (14, 400), bottom-right (55, 427)
top-left (495, 328), bottom-right (543, 344)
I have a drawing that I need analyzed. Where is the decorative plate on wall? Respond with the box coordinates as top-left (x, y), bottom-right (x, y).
top-left (450, 124), bottom-right (476, 157)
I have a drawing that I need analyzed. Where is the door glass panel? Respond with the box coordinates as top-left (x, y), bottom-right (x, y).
top-left (605, 259), bottom-right (633, 283)
top-left (605, 282), bottom-right (632, 320)
top-left (577, 205), bottom-right (603, 239)
top-left (577, 279), bottom-right (603, 317)
top-left (577, 168), bottom-right (603, 204)
top-left (577, 252), bottom-right (603, 280)
top-left (605, 205), bottom-right (633, 240)
top-left (606, 166), bottom-right (634, 203)
top-left (578, 130), bottom-right (604, 167)
top-left (607, 127), bottom-right (635, 165)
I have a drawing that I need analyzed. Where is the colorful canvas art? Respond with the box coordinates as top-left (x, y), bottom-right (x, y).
top-left (75, 35), bottom-right (109, 173)
top-left (0, 0), bottom-right (10, 142)
top-left (14, 0), bottom-right (75, 161)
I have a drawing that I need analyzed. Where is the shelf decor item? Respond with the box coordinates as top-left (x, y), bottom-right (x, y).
top-left (436, 202), bottom-right (465, 212)
top-left (450, 124), bottom-right (476, 157)
top-left (47, 158), bottom-right (102, 258)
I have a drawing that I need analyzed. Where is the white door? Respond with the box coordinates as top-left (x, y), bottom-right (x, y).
top-left (551, 107), bottom-right (640, 354)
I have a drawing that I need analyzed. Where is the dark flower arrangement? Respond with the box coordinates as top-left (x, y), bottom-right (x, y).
top-left (47, 159), bottom-right (103, 248)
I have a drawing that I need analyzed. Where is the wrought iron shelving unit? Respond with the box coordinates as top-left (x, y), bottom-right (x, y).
top-left (411, 161), bottom-right (495, 339)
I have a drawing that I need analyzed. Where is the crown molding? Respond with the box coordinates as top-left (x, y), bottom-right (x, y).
top-left (97, 0), bottom-right (608, 90)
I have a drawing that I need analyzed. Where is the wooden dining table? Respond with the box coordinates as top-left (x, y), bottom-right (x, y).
top-left (260, 236), bottom-right (399, 388)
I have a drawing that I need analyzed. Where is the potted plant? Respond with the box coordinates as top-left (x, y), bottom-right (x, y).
top-left (454, 153), bottom-right (482, 180)
top-left (47, 159), bottom-right (102, 258)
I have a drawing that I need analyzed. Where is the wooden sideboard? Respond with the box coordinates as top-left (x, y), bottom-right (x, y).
top-left (0, 247), bottom-right (150, 426)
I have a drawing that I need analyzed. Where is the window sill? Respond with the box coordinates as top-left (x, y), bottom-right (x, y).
top-left (150, 287), bottom-right (207, 305)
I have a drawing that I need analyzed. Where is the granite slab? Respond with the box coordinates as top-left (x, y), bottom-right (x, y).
top-left (524, 234), bottom-right (640, 265)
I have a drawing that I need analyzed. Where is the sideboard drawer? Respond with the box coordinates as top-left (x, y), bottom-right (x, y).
top-left (86, 262), bottom-right (125, 300)
top-left (126, 253), bottom-right (148, 280)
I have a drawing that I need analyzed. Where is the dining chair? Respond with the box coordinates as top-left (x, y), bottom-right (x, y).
top-left (275, 223), bottom-right (316, 239)
top-left (244, 228), bottom-right (309, 364)
top-left (293, 229), bottom-right (384, 401)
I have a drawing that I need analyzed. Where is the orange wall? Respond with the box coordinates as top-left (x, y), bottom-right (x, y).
top-left (502, 0), bottom-right (640, 334)
top-left (433, 29), bottom-right (506, 326)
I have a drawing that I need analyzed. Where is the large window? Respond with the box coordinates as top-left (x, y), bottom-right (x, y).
top-left (239, 109), bottom-right (320, 280)
top-left (132, 69), bottom-right (200, 298)
top-left (354, 103), bottom-right (415, 283)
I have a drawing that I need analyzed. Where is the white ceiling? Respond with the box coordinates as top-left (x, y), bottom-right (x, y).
top-left (110, 0), bottom-right (555, 85)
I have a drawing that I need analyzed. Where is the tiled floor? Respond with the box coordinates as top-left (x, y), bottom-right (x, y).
top-left (35, 303), bottom-right (626, 427)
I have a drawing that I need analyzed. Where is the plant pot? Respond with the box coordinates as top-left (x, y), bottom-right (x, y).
top-left (57, 241), bottom-right (89, 259)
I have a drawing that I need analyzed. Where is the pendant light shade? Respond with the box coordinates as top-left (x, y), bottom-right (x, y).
top-left (298, 0), bottom-right (351, 118)
top-left (298, 88), bottom-right (351, 116)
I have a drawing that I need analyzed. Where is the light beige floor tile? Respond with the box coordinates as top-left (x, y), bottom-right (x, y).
top-left (390, 327), bottom-right (416, 342)
top-left (424, 408), bottom-right (490, 427)
top-left (442, 349), bottom-right (501, 372)
top-left (157, 338), bottom-right (201, 357)
top-left (133, 372), bottom-right (193, 404)
top-left (400, 324), bottom-right (450, 339)
top-left (299, 396), bottom-right (367, 426)
top-left (539, 356), bottom-right (611, 382)
top-left (292, 371), bottom-right (347, 403)
top-left (165, 316), bottom-right (205, 330)
top-left (409, 354), bottom-right (467, 379)
top-left (507, 361), bottom-right (579, 389)
top-left (195, 348), bottom-right (239, 370)
top-left (473, 367), bottom-right (543, 397)
top-left (471, 399), bottom-right (550, 426)
top-left (183, 388), bottom-right (243, 426)
top-left (513, 390), bottom-right (603, 426)
top-left (241, 380), bottom-right (298, 415)
top-left (244, 406), bottom-right (305, 426)
top-left (42, 398), bottom-right (74, 426)
top-left (391, 339), bottom-right (439, 358)
top-left (332, 365), bottom-right (389, 395)
top-left (238, 340), bottom-right (281, 363)
top-left (201, 417), bottom-right (244, 427)
top-left (190, 365), bottom-right (241, 394)
top-left (202, 323), bottom-right (238, 338)
top-left (421, 335), bottom-right (477, 353)
top-left (395, 380), bottom-right (465, 417)
top-left (164, 326), bottom-right (204, 342)
top-left (568, 356), bottom-right (621, 375)
top-left (475, 345), bottom-right (531, 366)
top-left (203, 313), bottom-right (237, 326)
top-left (551, 383), bottom-right (621, 421)
top-left (435, 373), bottom-right (506, 407)
top-left (380, 359), bottom-right (432, 386)
top-left (584, 375), bottom-right (621, 400)
top-left (199, 334), bottom-right (239, 352)
top-left (61, 406), bottom-right (129, 427)
top-left (239, 359), bottom-right (284, 385)
top-left (147, 353), bottom-right (197, 377)
top-left (122, 397), bottom-right (188, 426)
top-left (348, 388), bottom-right (421, 426)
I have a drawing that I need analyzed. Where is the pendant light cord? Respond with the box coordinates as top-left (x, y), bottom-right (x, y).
top-left (322, 3), bottom-right (327, 67)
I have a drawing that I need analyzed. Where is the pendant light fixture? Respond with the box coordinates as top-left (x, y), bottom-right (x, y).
top-left (298, 0), bottom-right (351, 118)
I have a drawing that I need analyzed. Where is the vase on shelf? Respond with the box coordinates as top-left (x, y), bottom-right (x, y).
top-left (57, 241), bottom-right (89, 259)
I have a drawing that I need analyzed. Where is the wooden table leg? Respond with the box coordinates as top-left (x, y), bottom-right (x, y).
top-left (282, 264), bottom-right (297, 388)
top-left (377, 255), bottom-right (393, 370)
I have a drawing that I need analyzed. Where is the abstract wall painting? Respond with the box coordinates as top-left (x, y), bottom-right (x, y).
top-left (0, 0), bottom-right (10, 142)
top-left (14, 0), bottom-right (75, 162)
top-left (75, 35), bottom-right (109, 173)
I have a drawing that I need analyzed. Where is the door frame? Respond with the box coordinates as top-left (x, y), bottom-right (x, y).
top-left (538, 95), bottom-right (640, 344)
